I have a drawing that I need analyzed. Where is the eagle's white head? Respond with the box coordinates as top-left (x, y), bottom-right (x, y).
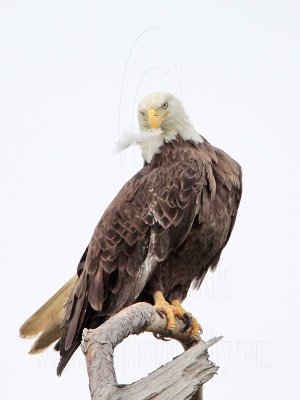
top-left (118, 92), bottom-right (203, 163)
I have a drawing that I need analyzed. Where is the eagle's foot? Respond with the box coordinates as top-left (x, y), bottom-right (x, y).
top-left (171, 299), bottom-right (203, 338)
top-left (171, 299), bottom-right (192, 332)
top-left (153, 292), bottom-right (203, 338)
top-left (153, 291), bottom-right (176, 332)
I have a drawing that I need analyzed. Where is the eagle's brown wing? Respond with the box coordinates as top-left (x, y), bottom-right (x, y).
top-left (58, 154), bottom-right (208, 373)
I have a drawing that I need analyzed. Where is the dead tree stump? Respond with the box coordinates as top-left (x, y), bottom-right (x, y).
top-left (81, 302), bottom-right (221, 400)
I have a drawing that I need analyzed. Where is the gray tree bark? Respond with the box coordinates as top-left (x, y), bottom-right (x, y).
top-left (81, 302), bottom-right (221, 400)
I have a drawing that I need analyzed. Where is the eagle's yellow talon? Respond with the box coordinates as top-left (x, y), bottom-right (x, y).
top-left (171, 299), bottom-right (202, 338)
top-left (153, 291), bottom-right (176, 332)
top-left (153, 292), bottom-right (203, 338)
top-left (159, 303), bottom-right (176, 331)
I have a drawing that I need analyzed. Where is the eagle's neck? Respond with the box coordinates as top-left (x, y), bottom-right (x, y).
top-left (140, 134), bottom-right (165, 163)
top-left (140, 117), bottom-right (203, 164)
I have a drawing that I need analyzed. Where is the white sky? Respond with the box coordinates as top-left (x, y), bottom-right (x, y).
top-left (1, 1), bottom-right (299, 399)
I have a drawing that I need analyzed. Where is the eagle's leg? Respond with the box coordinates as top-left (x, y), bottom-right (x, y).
top-left (170, 299), bottom-right (203, 339)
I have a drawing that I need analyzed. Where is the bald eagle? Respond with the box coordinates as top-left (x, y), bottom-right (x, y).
top-left (20, 92), bottom-right (242, 375)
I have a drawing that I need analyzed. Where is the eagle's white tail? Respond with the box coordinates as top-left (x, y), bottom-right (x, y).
top-left (19, 275), bottom-right (77, 354)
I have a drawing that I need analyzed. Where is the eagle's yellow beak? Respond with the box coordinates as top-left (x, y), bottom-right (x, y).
top-left (147, 108), bottom-right (167, 129)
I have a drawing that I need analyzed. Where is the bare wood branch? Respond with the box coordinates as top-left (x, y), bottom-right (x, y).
top-left (81, 302), bottom-right (221, 400)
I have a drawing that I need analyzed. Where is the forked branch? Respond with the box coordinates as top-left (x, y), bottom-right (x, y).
top-left (81, 302), bottom-right (221, 400)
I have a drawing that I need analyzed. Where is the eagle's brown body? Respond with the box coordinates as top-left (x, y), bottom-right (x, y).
top-left (55, 136), bottom-right (242, 374)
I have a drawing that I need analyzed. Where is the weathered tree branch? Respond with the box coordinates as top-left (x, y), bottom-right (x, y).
top-left (81, 302), bottom-right (221, 400)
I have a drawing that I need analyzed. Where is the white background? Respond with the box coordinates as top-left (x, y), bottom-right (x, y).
top-left (1, 1), bottom-right (299, 399)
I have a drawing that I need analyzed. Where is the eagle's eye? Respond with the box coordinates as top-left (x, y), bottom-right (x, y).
top-left (162, 102), bottom-right (168, 109)
top-left (140, 111), bottom-right (145, 116)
